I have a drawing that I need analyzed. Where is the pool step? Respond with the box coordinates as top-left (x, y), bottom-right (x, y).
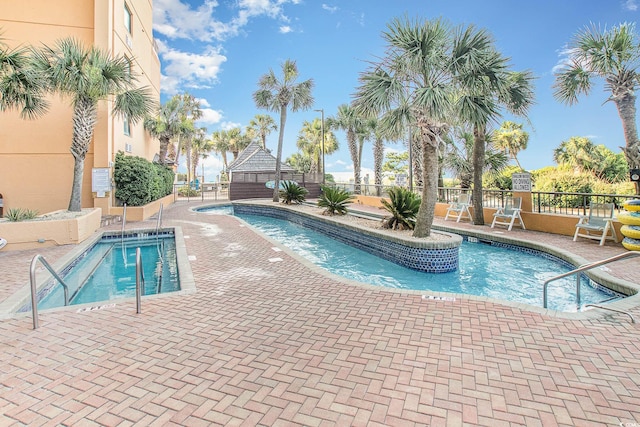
top-left (64, 244), bottom-right (115, 302)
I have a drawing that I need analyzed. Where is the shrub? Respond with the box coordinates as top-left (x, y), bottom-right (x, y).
top-left (5, 208), bottom-right (39, 222)
top-left (177, 186), bottom-right (199, 197)
top-left (380, 187), bottom-right (421, 230)
top-left (279, 181), bottom-right (308, 204)
top-left (317, 186), bottom-right (354, 215)
top-left (114, 152), bottom-right (175, 206)
top-left (483, 165), bottom-right (522, 190)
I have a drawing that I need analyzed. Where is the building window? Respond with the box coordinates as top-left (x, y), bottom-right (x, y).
top-left (124, 3), bottom-right (132, 34)
top-left (123, 115), bottom-right (131, 136)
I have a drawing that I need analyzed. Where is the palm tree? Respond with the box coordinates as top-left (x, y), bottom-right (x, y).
top-left (553, 23), bottom-right (640, 174)
top-left (296, 118), bottom-right (338, 175)
top-left (365, 117), bottom-right (388, 196)
top-left (190, 128), bottom-right (212, 180)
top-left (227, 127), bottom-right (251, 160)
top-left (493, 121), bottom-right (529, 170)
top-left (172, 93), bottom-right (202, 169)
top-left (211, 130), bottom-right (231, 172)
top-left (553, 136), bottom-right (598, 170)
top-left (31, 37), bottom-right (155, 211)
top-left (253, 59), bottom-right (315, 202)
top-left (452, 25), bottom-right (535, 224)
top-left (247, 114), bottom-right (277, 149)
top-left (0, 34), bottom-right (47, 119)
top-left (444, 128), bottom-right (508, 188)
top-left (328, 103), bottom-right (367, 194)
top-left (354, 17), bottom-right (454, 237)
top-left (144, 96), bottom-right (182, 165)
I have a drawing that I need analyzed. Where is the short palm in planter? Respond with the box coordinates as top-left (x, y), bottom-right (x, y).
top-left (317, 186), bottom-right (354, 216)
top-left (381, 187), bottom-right (421, 230)
top-left (279, 181), bottom-right (308, 204)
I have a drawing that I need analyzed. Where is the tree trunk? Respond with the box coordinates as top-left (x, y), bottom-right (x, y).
top-left (273, 105), bottom-right (287, 202)
top-left (413, 138), bottom-right (438, 238)
top-left (374, 137), bottom-right (384, 197)
top-left (615, 94), bottom-right (640, 168)
top-left (412, 133), bottom-right (423, 188)
top-left (68, 97), bottom-right (97, 212)
top-left (614, 95), bottom-right (640, 194)
top-left (347, 129), bottom-right (360, 194)
top-left (158, 135), bottom-right (170, 165)
top-left (471, 124), bottom-right (486, 225)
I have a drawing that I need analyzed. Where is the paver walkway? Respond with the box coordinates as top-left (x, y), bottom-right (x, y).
top-left (1, 201), bottom-right (639, 426)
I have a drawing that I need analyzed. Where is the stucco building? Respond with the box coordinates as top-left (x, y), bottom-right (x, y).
top-left (0, 0), bottom-right (160, 216)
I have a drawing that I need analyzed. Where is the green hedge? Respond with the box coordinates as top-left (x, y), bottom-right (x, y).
top-left (114, 151), bottom-right (175, 206)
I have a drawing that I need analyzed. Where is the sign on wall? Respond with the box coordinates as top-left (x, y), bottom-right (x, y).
top-left (512, 172), bottom-right (531, 192)
top-left (92, 168), bottom-right (111, 197)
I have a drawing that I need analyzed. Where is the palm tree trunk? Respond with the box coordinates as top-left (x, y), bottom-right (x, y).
top-left (614, 95), bottom-right (640, 194)
top-left (68, 98), bottom-right (97, 212)
top-left (273, 105), bottom-right (287, 202)
top-left (347, 130), bottom-right (360, 194)
top-left (413, 138), bottom-right (438, 237)
top-left (158, 135), bottom-right (170, 165)
top-left (471, 124), bottom-right (486, 225)
top-left (374, 137), bottom-right (384, 197)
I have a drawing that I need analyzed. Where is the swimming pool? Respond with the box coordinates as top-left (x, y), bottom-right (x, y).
top-left (199, 204), bottom-right (622, 312)
top-left (21, 231), bottom-right (181, 311)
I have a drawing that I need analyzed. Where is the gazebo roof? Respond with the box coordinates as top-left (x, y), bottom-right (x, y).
top-left (228, 141), bottom-right (295, 172)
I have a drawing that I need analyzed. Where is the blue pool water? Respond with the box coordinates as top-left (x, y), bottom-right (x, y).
top-left (200, 205), bottom-right (621, 312)
top-left (30, 233), bottom-right (180, 310)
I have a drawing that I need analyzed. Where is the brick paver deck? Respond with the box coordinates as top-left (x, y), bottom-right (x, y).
top-left (1, 200), bottom-right (639, 426)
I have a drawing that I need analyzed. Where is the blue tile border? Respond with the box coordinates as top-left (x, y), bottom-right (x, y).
top-left (233, 204), bottom-right (462, 273)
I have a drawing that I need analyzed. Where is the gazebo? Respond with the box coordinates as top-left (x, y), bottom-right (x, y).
top-left (227, 142), bottom-right (322, 201)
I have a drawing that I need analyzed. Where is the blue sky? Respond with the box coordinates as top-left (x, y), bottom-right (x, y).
top-left (153, 0), bottom-right (639, 182)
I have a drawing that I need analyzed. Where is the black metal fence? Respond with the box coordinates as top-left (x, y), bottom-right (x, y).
top-left (328, 183), bottom-right (639, 216)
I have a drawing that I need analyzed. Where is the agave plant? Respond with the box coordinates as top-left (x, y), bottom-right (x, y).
top-left (279, 181), bottom-right (308, 204)
top-left (5, 208), bottom-right (39, 222)
top-left (380, 187), bottom-right (421, 230)
top-left (317, 186), bottom-right (354, 216)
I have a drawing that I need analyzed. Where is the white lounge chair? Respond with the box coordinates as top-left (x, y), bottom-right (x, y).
top-left (491, 197), bottom-right (525, 231)
top-left (573, 203), bottom-right (618, 246)
top-left (444, 193), bottom-right (472, 222)
top-left (0, 237), bottom-right (6, 250)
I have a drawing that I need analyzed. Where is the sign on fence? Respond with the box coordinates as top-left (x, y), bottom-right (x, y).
top-left (512, 172), bottom-right (531, 192)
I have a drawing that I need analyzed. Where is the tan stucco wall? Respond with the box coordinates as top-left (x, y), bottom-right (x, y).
top-left (0, 0), bottom-right (159, 216)
top-left (0, 208), bottom-right (102, 250)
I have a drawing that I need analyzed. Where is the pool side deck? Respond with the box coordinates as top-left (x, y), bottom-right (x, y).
top-left (0, 200), bottom-right (639, 426)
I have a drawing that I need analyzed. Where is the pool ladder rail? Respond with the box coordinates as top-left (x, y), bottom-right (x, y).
top-left (543, 251), bottom-right (639, 323)
top-left (29, 248), bottom-right (147, 330)
top-left (29, 254), bottom-right (70, 329)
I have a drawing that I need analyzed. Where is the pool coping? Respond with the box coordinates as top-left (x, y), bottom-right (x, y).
top-left (194, 200), bottom-right (640, 321)
top-left (0, 226), bottom-right (196, 319)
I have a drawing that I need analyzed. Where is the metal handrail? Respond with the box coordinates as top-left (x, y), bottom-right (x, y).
top-left (543, 252), bottom-right (640, 312)
top-left (136, 247), bottom-right (144, 314)
top-left (121, 203), bottom-right (127, 265)
top-left (30, 254), bottom-right (70, 329)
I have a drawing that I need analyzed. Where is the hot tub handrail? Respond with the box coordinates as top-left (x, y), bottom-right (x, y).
top-left (155, 203), bottom-right (163, 233)
top-left (30, 254), bottom-right (70, 329)
top-left (136, 247), bottom-right (145, 314)
top-left (543, 251), bottom-right (640, 310)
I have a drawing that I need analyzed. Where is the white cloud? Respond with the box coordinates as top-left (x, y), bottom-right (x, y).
top-left (156, 39), bottom-right (227, 95)
top-left (623, 0), bottom-right (638, 11)
top-left (197, 108), bottom-right (224, 125)
top-left (221, 121), bottom-right (243, 130)
top-left (279, 25), bottom-right (293, 33)
top-left (322, 4), bottom-right (338, 13)
top-left (154, 0), bottom-right (301, 42)
top-left (197, 98), bottom-right (211, 108)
